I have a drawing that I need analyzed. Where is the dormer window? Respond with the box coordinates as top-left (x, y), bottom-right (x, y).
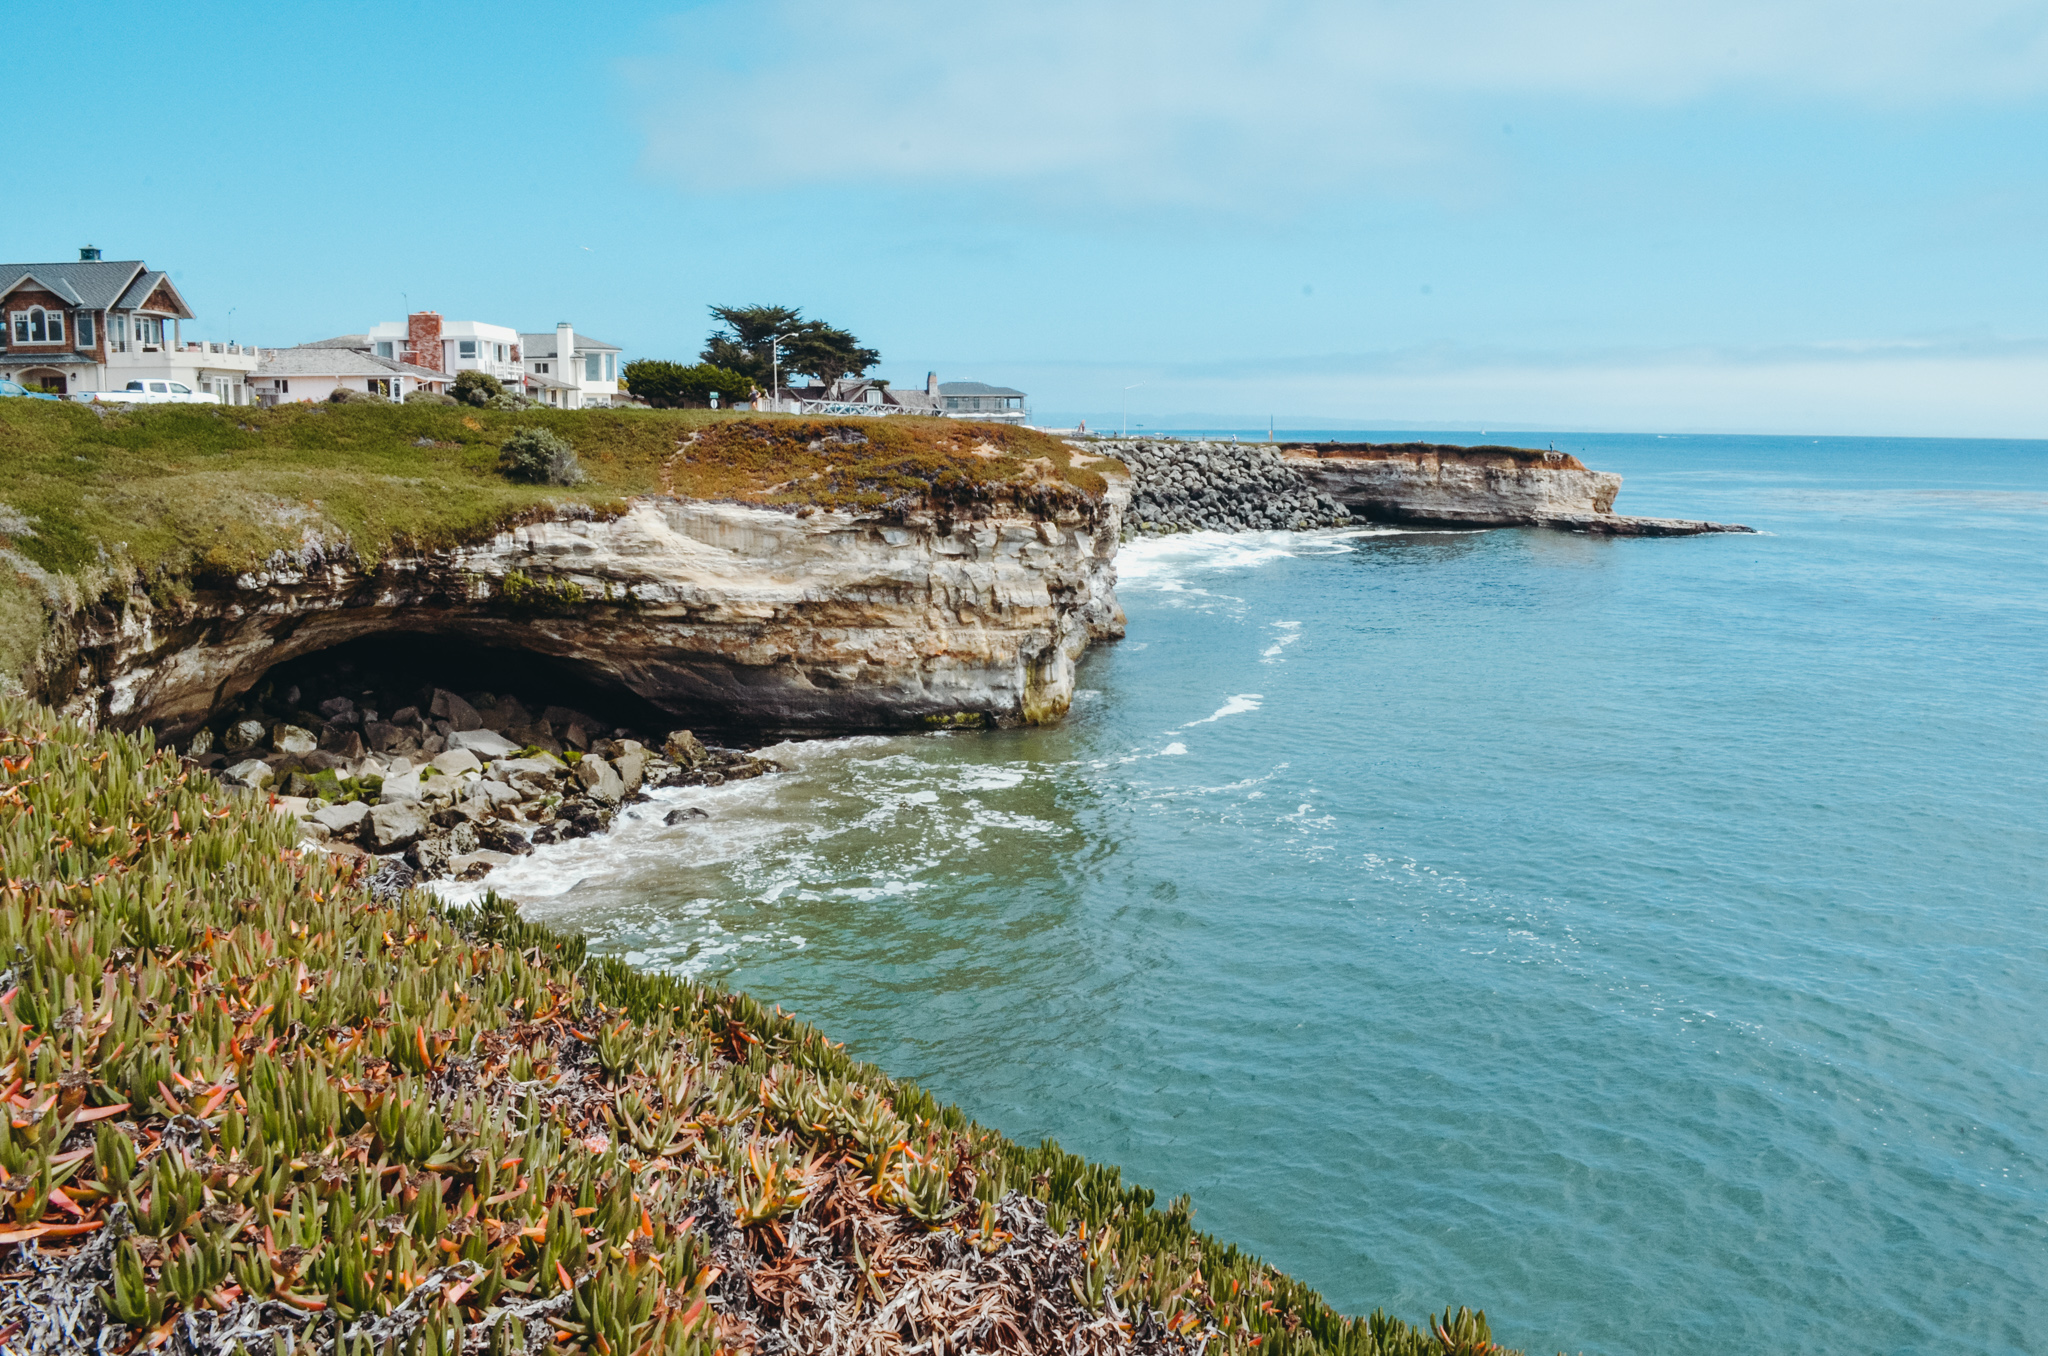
top-left (375, 341), bottom-right (394, 358)
top-left (9, 309), bottom-right (63, 344)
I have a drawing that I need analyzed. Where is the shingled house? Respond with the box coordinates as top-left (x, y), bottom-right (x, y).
top-left (0, 248), bottom-right (259, 402)
top-left (938, 380), bottom-right (1028, 423)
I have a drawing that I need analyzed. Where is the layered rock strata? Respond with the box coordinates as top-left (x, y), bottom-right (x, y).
top-left (1281, 442), bottom-right (1753, 535)
top-left (60, 493), bottom-right (1127, 739)
top-left (1097, 440), bottom-right (1352, 534)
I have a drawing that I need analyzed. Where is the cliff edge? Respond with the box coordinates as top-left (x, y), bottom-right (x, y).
top-left (1281, 441), bottom-right (1752, 535)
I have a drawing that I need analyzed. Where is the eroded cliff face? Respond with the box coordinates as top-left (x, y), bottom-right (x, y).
top-left (58, 488), bottom-right (1127, 738)
top-left (1281, 443), bottom-right (1751, 535)
top-left (1282, 445), bottom-right (1620, 524)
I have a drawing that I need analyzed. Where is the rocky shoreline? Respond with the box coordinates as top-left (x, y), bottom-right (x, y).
top-left (1088, 436), bottom-right (1751, 537)
top-left (188, 662), bottom-right (776, 885)
top-left (1095, 439), bottom-right (1352, 533)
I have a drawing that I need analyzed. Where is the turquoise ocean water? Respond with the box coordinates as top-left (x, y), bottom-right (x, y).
top-left (456, 433), bottom-right (2048, 1354)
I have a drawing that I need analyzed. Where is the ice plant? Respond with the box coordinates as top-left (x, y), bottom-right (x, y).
top-left (0, 698), bottom-right (1508, 1356)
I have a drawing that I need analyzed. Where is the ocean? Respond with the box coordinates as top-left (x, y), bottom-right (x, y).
top-left (449, 432), bottom-right (2048, 1355)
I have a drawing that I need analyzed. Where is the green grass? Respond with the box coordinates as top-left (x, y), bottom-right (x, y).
top-left (0, 401), bottom-right (1121, 699)
top-left (0, 697), bottom-right (1511, 1356)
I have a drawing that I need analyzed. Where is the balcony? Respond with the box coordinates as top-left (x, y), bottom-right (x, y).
top-left (109, 341), bottom-right (261, 374)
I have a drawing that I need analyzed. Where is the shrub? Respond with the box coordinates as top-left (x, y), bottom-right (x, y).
top-left (451, 370), bottom-right (505, 406)
top-left (622, 359), bottom-right (756, 409)
top-left (486, 392), bottom-right (532, 411)
top-left (404, 389), bottom-right (457, 406)
top-left (327, 386), bottom-right (381, 405)
top-left (497, 426), bottom-right (584, 485)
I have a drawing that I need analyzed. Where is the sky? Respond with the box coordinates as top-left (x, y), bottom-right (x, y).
top-left (12, 0), bottom-right (2048, 436)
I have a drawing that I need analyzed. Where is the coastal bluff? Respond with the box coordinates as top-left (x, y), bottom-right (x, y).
top-left (1280, 441), bottom-right (1754, 535)
top-left (57, 493), bottom-right (1127, 739)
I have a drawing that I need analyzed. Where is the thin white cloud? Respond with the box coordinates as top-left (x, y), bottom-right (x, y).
top-left (1003, 339), bottom-right (2048, 438)
top-left (631, 1), bottom-right (2048, 206)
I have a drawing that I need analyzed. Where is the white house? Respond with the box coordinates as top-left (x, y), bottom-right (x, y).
top-left (519, 323), bottom-right (621, 408)
top-left (0, 248), bottom-right (259, 403)
top-left (250, 346), bottom-right (449, 406)
top-left (366, 313), bottom-right (523, 387)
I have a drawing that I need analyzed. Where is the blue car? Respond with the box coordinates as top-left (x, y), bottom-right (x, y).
top-left (0, 378), bottom-right (60, 401)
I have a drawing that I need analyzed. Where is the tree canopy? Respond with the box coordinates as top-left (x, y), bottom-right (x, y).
top-left (621, 359), bottom-right (758, 409)
top-left (702, 305), bottom-right (881, 390)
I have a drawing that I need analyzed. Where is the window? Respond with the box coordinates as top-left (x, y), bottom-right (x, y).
top-left (148, 383), bottom-right (169, 393)
top-left (133, 315), bottom-right (163, 347)
top-left (10, 309), bottom-right (62, 343)
top-left (585, 353), bottom-right (600, 381)
top-left (125, 382), bottom-right (144, 391)
top-left (495, 344), bottom-right (506, 361)
top-left (366, 378), bottom-right (393, 398)
top-left (168, 383), bottom-right (191, 394)
top-left (112, 314), bottom-right (127, 352)
top-left (77, 313), bottom-right (94, 346)
top-left (536, 362), bottom-right (548, 374)
top-left (603, 353), bottom-right (614, 380)
top-left (458, 340), bottom-right (477, 359)
top-left (375, 341), bottom-right (393, 358)
top-left (275, 379), bottom-right (289, 393)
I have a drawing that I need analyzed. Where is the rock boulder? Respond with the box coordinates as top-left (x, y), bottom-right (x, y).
top-left (367, 801), bottom-right (428, 852)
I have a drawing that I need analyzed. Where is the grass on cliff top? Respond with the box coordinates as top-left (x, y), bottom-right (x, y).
top-left (0, 401), bottom-right (1112, 585)
top-left (1276, 441), bottom-right (1588, 471)
top-left (0, 696), bottom-right (1511, 1356)
top-left (0, 400), bottom-right (1117, 695)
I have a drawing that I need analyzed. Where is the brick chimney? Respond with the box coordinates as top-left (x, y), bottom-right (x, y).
top-left (406, 312), bottom-right (444, 372)
top-left (926, 371), bottom-right (939, 398)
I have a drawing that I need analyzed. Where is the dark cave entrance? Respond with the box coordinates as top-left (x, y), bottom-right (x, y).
top-left (246, 633), bottom-right (683, 746)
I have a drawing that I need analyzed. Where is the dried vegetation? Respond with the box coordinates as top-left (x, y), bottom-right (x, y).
top-left (0, 698), bottom-right (1510, 1356)
top-left (0, 403), bottom-right (1118, 697)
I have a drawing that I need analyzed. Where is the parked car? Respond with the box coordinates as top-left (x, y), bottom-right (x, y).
top-left (0, 378), bottom-right (60, 401)
top-left (72, 381), bottom-right (219, 405)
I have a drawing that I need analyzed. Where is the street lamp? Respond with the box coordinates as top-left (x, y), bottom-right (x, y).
top-left (768, 332), bottom-right (795, 412)
top-left (1121, 383), bottom-right (1145, 437)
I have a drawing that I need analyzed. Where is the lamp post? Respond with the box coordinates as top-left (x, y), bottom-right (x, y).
top-left (1121, 383), bottom-right (1144, 437)
top-left (768, 332), bottom-right (794, 413)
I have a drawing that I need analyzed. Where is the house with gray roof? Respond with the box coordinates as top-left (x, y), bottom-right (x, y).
top-left (519, 324), bottom-right (622, 407)
top-left (938, 380), bottom-right (1028, 423)
top-left (249, 345), bottom-right (450, 406)
top-left (0, 247), bottom-right (259, 402)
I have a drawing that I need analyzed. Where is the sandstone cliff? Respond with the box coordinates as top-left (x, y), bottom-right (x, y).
top-left (60, 490), bottom-right (1126, 739)
top-left (1281, 442), bottom-right (1751, 535)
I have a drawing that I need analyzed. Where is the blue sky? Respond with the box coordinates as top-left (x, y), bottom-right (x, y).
top-left (13, 0), bottom-right (2048, 435)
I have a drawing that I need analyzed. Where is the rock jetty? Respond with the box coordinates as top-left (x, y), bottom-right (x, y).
top-left (1095, 440), bottom-right (1352, 534)
top-left (190, 667), bottom-right (774, 883)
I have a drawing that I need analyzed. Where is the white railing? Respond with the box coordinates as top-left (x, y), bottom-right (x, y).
top-left (181, 341), bottom-right (258, 356)
top-left (797, 399), bottom-right (907, 417)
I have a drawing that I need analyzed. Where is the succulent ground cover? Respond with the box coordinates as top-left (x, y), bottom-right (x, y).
top-left (0, 698), bottom-right (1510, 1356)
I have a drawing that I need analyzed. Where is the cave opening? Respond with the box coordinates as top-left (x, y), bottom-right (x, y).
top-left (235, 633), bottom-right (689, 748)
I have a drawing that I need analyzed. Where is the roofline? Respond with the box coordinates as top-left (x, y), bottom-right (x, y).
top-left (137, 273), bottom-right (196, 320)
top-left (0, 261), bottom-right (149, 309)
